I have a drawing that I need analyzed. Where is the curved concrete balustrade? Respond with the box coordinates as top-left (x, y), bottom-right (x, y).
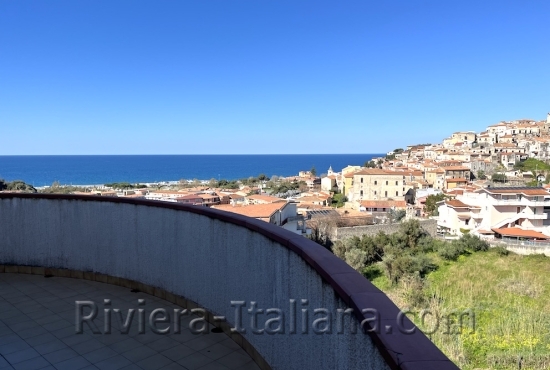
top-left (0, 194), bottom-right (459, 370)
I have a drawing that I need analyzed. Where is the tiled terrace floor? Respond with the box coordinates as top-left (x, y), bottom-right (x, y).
top-left (0, 273), bottom-right (260, 370)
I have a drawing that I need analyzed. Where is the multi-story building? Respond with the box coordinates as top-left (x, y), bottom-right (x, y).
top-left (442, 166), bottom-right (471, 189)
top-left (437, 186), bottom-right (550, 240)
top-left (348, 169), bottom-right (411, 202)
top-left (212, 201), bottom-right (310, 235)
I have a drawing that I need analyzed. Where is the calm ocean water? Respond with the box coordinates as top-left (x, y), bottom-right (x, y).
top-left (0, 155), bottom-right (382, 187)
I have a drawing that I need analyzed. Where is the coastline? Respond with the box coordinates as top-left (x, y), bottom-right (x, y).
top-left (1, 153), bottom-right (383, 187)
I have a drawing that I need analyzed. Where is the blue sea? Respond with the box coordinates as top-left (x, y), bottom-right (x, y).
top-left (0, 155), bottom-right (382, 187)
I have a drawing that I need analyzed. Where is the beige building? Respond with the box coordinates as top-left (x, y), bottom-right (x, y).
top-left (443, 131), bottom-right (477, 147)
top-left (348, 169), bottom-right (412, 202)
top-left (424, 169), bottom-right (445, 190)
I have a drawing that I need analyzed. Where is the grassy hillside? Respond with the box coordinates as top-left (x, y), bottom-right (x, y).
top-left (368, 250), bottom-right (550, 370)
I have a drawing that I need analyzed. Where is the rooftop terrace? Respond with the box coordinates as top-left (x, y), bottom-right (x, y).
top-left (0, 273), bottom-right (257, 370)
top-left (0, 193), bottom-right (459, 370)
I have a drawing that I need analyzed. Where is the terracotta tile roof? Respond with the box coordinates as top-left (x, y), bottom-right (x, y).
top-left (354, 169), bottom-right (404, 176)
top-left (477, 229), bottom-right (494, 234)
top-left (480, 187), bottom-right (549, 196)
top-left (446, 200), bottom-right (469, 208)
top-left (247, 194), bottom-right (283, 203)
top-left (298, 196), bottom-right (326, 203)
top-left (179, 194), bottom-right (202, 200)
top-left (360, 200), bottom-right (407, 208)
top-left (149, 190), bottom-right (190, 195)
top-left (198, 194), bottom-right (219, 200)
top-left (494, 143), bottom-right (517, 147)
top-left (212, 202), bottom-right (287, 218)
top-left (492, 227), bottom-right (549, 239)
top-left (446, 189), bottom-right (464, 195)
top-left (446, 178), bottom-right (468, 183)
top-left (426, 168), bottom-right (445, 174)
top-left (297, 204), bottom-right (327, 210)
top-left (444, 166), bottom-right (470, 171)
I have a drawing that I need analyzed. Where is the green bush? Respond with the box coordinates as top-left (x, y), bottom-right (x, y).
top-left (382, 253), bottom-right (436, 284)
top-left (460, 233), bottom-right (489, 252)
top-left (438, 242), bottom-right (464, 261)
top-left (398, 273), bottom-right (428, 308)
top-left (492, 246), bottom-right (509, 256)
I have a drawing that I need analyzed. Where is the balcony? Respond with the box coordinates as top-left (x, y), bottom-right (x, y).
top-left (491, 197), bottom-right (549, 207)
top-left (0, 194), bottom-right (458, 370)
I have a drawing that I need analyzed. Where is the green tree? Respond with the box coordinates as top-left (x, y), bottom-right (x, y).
top-left (0, 179), bottom-right (7, 191)
top-left (258, 174), bottom-right (267, 181)
top-left (104, 182), bottom-right (133, 190)
top-left (513, 158), bottom-right (550, 172)
top-left (310, 166), bottom-right (317, 177)
top-left (364, 160), bottom-right (376, 168)
top-left (6, 180), bottom-right (37, 193)
top-left (332, 193), bottom-right (347, 208)
top-left (424, 193), bottom-right (446, 216)
top-left (476, 170), bottom-right (487, 180)
top-left (388, 208), bottom-right (406, 223)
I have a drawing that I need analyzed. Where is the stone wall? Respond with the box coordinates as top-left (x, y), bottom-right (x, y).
top-left (335, 219), bottom-right (437, 240)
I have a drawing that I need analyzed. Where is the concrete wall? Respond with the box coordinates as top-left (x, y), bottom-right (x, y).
top-left (335, 219), bottom-right (437, 240)
top-left (0, 196), bottom-right (391, 370)
top-left (503, 245), bottom-right (550, 257)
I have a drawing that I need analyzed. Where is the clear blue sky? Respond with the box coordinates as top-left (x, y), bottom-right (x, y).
top-left (1, 0), bottom-right (549, 155)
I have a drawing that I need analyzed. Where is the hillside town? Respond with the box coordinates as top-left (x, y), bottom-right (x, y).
top-left (5, 113), bottom-right (550, 244)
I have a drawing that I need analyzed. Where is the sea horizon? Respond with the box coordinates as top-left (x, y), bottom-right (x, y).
top-left (0, 154), bottom-right (383, 187)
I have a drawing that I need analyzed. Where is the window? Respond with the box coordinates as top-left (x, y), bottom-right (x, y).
top-left (386, 181), bottom-right (388, 185)
top-left (385, 191), bottom-right (388, 197)
top-left (374, 191), bottom-right (377, 195)
top-left (534, 208), bottom-right (537, 215)
top-left (465, 219), bottom-right (470, 225)
top-left (396, 191), bottom-right (399, 196)
top-left (374, 180), bottom-right (377, 185)
top-left (395, 181), bottom-right (398, 185)
top-left (360, 190), bottom-right (363, 196)
top-left (360, 178), bottom-right (363, 183)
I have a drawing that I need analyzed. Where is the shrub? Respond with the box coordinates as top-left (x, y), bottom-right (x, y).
top-left (382, 253), bottom-right (437, 285)
top-left (439, 245), bottom-right (461, 261)
top-left (398, 273), bottom-right (428, 308)
top-left (417, 236), bottom-right (442, 253)
top-left (460, 234), bottom-right (489, 252)
top-left (493, 246), bottom-right (509, 256)
top-left (344, 248), bottom-right (368, 272)
top-left (357, 235), bottom-right (384, 264)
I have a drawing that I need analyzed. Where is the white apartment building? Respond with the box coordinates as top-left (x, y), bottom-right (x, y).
top-left (437, 187), bottom-right (550, 240)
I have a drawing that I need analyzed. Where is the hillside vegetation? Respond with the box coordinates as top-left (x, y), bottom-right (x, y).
top-left (334, 220), bottom-right (550, 370)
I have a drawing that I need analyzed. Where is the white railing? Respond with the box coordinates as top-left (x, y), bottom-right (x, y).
top-left (491, 198), bottom-right (548, 207)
